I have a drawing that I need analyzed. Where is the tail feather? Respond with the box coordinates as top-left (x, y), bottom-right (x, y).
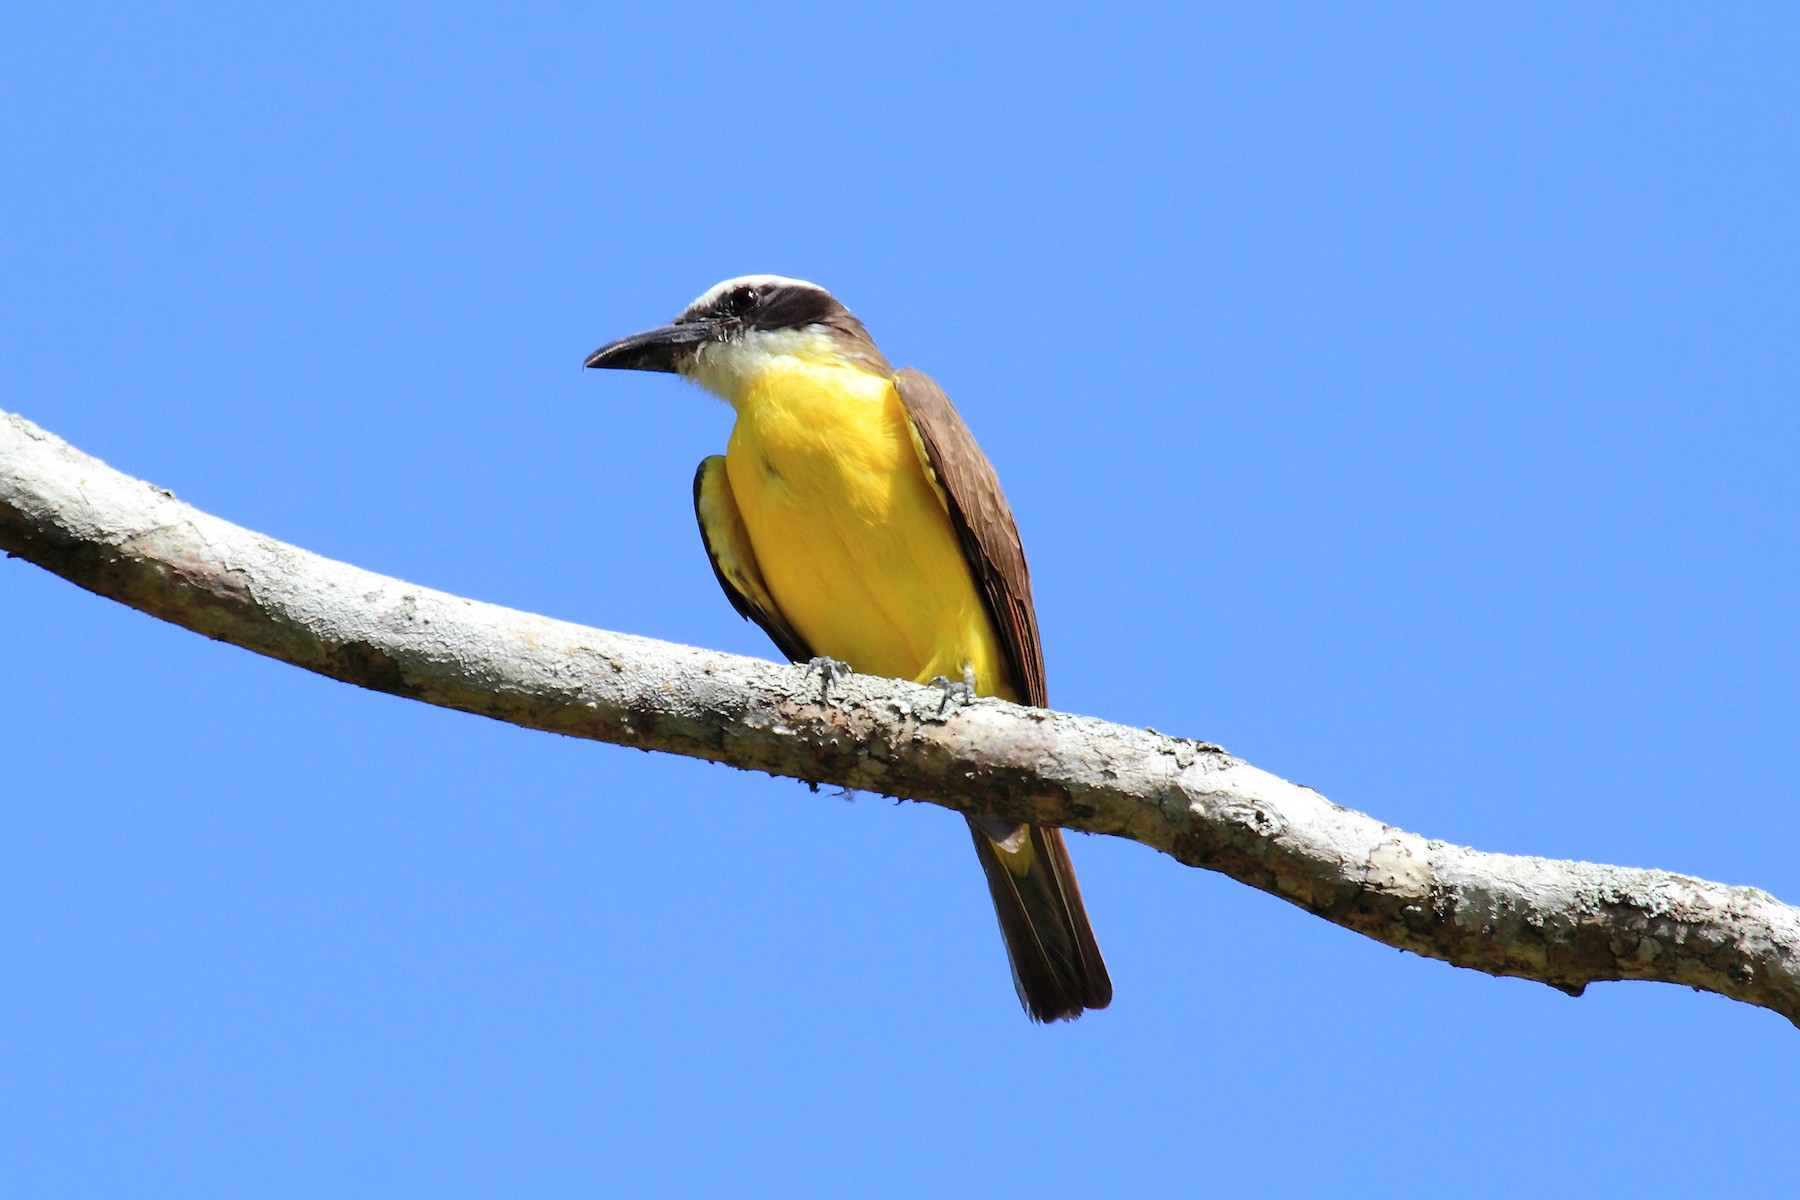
top-left (967, 819), bottom-right (1111, 1022)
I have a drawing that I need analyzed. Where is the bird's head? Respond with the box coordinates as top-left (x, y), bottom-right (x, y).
top-left (583, 275), bottom-right (892, 402)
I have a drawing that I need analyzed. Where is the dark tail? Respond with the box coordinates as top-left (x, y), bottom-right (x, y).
top-left (967, 818), bottom-right (1112, 1022)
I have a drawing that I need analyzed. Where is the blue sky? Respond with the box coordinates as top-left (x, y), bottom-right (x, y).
top-left (4, 4), bottom-right (1797, 1196)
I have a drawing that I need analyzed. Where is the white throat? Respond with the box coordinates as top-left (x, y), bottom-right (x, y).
top-left (683, 327), bottom-right (856, 407)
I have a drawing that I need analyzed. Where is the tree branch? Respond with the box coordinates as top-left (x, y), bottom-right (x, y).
top-left (4, 407), bottom-right (1797, 1026)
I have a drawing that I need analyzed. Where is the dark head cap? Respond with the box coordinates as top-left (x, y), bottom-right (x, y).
top-left (583, 275), bottom-right (891, 376)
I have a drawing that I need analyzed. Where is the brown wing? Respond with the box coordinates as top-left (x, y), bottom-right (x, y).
top-left (692, 456), bottom-right (814, 664)
top-left (896, 370), bottom-right (1108, 1020)
top-left (892, 368), bottom-right (1047, 708)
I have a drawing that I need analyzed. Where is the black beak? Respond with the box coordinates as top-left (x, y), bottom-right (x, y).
top-left (583, 318), bottom-right (724, 374)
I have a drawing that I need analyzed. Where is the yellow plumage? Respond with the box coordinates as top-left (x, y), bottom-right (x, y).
top-left (717, 355), bottom-right (1018, 701)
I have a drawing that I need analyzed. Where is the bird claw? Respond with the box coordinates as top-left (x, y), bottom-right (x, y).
top-left (805, 656), bottom-right (852, 703)
top-left (930, 667), bottom-right (978, 714)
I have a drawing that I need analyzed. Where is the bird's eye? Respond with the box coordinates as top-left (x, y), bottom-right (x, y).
top-left (728, 286), bottom-right (760, 314)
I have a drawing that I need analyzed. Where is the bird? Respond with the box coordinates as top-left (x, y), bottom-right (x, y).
top-left (584, 276), bottom-right (1110, 1021)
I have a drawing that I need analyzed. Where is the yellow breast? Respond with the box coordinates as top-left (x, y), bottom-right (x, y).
top-left (722, 360), bottom-right (1016, 699)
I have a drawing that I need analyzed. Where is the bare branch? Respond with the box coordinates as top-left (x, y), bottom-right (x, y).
top-left (4, 408), bottom-right (1797, 1026)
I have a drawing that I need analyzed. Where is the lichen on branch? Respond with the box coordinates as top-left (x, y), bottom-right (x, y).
top-left (4, 409), bottom-right (1797, 1027)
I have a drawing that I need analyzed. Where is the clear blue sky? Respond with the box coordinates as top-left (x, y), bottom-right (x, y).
top-left (4, 4), bottom-right (1797, 1196)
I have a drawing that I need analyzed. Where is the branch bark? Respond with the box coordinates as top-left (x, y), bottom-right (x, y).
top-left (4, 407), bottom-right (1797, 1026)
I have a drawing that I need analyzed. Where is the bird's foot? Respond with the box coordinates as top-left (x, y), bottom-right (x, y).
top-left (929, 666), bottom-right (978, 714)
top-left (805, 656), bottom-right (853, 703)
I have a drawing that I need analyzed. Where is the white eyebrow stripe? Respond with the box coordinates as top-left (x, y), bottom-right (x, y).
top-left (682, 274), bottom-right (830, 317)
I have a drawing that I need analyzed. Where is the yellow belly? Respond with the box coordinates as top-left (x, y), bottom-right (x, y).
top-left (724, 363), bottom-right (1018, 701)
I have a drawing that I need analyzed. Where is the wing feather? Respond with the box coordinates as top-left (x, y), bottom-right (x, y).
top-left (892, 368), bottom-right (1046, 708)
top-left (692, 456), bottom-right (813, 663)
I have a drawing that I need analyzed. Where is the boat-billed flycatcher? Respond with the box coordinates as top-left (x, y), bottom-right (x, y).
top-left (584, 276), bottom-right (1110, 1021)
